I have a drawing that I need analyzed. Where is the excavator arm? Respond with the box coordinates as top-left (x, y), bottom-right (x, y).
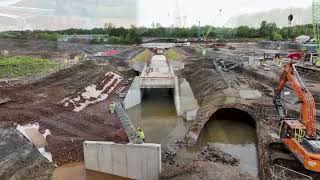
top-left (274, 62), bottom-right (317, 139)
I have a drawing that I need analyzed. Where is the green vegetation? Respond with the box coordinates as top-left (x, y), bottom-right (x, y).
top-left (37, 32), bottom-right (61, 41)
top-left (0, 21), bottom-right (313, 43)
top-left (0, 56), bottom-right (59, 78)
top-left (165, 49), bottom-right (181, 61)
top-left (130, 49), bottom-right (154, 64)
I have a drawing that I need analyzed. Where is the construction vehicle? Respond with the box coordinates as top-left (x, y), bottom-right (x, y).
top-left (273, 61), bottom-right (320, 172)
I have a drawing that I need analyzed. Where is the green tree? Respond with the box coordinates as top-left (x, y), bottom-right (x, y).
top-left (259, 21), bottom-right (277, 38)
top-left (271, 32), bottom-right (283, 41)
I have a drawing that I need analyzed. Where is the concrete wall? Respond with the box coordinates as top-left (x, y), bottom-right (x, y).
top-left (124, 77), bottom-right (141, 110)
top-left (83, 141), bottom-right (161, 180)
top-left (140, 78), bottom-right (175, 88)
top-left (173, 77), bottom-right (181, 116)
top-left (179, 79), bottom-right (199, 121)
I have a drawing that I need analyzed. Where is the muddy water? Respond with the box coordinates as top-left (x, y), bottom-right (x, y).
top-left (184, 119), bottom-right (258, 177)
top-left (53, 89), bottom-right (258, 179)
top-left (127, 88), bottom-right (258, 177)
top-left (127, 88), bottom-right (189, 148)
top-left (52, 162), bottom-right (130, 180)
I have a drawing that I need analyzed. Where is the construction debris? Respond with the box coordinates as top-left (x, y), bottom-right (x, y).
top-left (0, 98), bottom-right (10, 105)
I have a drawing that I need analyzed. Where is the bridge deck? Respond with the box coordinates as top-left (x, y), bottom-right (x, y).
top-left (140, 55), bottom-right (176, 88)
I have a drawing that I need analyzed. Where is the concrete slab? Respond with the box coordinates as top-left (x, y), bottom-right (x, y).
top-left (83, 141), bottom-right (161, 180)
top-left (124, 77), bottom-right (141, 110)
top-left (97, 143), bottom-right (112, 174)
top-left (25, 128), bottom-right (47, 148)
top-left (83, 142), bottom-right (99, 171)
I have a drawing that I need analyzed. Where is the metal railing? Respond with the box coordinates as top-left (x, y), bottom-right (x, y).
top-left (114, 102), bottom-right (143, 144)
top-left (271, 164), bottom-right (312, 180)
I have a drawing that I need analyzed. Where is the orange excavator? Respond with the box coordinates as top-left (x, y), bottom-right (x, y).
top-left (273, 61), bottom-right (320, 172)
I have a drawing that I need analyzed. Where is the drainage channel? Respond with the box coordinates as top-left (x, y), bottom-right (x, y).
top-left (127, 88), bottom-right (259, 177)
top-left (52, 85), bottom-right (258, 179)
top-left (127, 88), bottom-right (188, 147)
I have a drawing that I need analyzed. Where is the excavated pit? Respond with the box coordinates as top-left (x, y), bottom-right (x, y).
top-left (182, 108), bottom-right (258, 177)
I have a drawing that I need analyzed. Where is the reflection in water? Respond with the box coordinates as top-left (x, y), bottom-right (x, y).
top-left (52, 89), bottom-right (258, 178)
top-left (127, 88), bottom-right (189, 148)
top-left (51, 162), bottom-right (130, 180)
top-left (202, 119), bottom-right (257, 176)
top-left (184, 119), bottom-right (258, 177)
top-left (130, 89), bottom-right (258, 177)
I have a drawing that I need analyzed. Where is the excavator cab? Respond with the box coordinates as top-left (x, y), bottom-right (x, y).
top-left (279, 120), bottom-right (306, 142)
top-left (279, 120), bottom-right (320, 171)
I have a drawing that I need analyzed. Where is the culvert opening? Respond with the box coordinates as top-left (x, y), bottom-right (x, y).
top-left (127, 88), bottom-right (186, 146)
top-left (195, 108), bottom-right (258, 177)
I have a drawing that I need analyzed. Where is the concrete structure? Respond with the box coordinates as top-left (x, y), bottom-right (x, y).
top-left (124, 54), bottom-right (182, 116)
top-left (179, 79), bottom-right (199, 121)
top-left (83, 141), bottom-right (161, 180)
top-left (123, 77), bottom-right (142, 110)
top-left (140, 55), bottom-right (176, 89)
top-left (142, 43), bottom-right (175, 49)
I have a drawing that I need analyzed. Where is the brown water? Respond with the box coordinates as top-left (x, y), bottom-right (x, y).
top-left (127, 89), bottom-right (189, 148)
top-left (127, 89), bottom-right (258, 177)
top-left (182, 119), bottom-right (258, 177)
top-left (53, 89), bottom-right (258, 179)
top-left (51, 162), bottom-right (130, 180)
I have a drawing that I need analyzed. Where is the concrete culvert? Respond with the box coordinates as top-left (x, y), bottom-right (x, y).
top-left (196, 108), bottom-right (258, 177)
top-left (210, 108), bottom-right (256, 127)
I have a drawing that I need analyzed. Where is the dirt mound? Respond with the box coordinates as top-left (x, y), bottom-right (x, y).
top-left (182, 59), bottom-right (227, 104)
top-left (61, 72), bottom-right (123, 112)
top-left (196, 144), bottom-right (239, 166)
top-left (0, 60), bottom-right (131, 166)
top-left (161, 161), bottom-right (256, 180)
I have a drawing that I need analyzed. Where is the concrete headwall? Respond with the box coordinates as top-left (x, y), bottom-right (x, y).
top-left (124, 77), bottom-right (141, 110)
top-left (83, 141), bottom-right (161, 180)
top-left (179, 79), bottom-right (199, 121)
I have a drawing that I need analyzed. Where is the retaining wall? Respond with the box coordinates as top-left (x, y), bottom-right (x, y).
top-left (123, 77), bottom-right (141, 110)
top-left (83, 141), bottom-right (161, 180)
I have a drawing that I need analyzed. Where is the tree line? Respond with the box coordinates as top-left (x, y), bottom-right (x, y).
top-left (0, 21), bottom-right (314, 44)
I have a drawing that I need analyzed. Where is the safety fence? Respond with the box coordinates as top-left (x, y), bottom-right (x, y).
top-left (271, 164), bottom-right (312, 180)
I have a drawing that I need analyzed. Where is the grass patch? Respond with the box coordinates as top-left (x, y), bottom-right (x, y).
top-left (130, 49), bottom-right (154, 64)
top-left (165, 48), bottom-right (182, 61)
top-left (0, 56), bottom-right (59, 78)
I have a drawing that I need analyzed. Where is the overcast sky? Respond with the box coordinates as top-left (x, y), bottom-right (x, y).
top-left (138, 0), bottom-right (312, 27)
top-left (0, 0), bottom-right (313, 29)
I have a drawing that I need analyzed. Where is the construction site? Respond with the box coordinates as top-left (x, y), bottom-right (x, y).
top-left (2, 1), bottom-right (320, 180)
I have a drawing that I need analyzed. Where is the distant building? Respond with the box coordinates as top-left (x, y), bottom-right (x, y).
top-left (58, 34), bottom-right (106, 43)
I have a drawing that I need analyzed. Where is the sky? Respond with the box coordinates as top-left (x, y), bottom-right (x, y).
top-left (0, 0), bottom-right (314, 30)
top-left (138, 0), bottom-right (312, 27)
